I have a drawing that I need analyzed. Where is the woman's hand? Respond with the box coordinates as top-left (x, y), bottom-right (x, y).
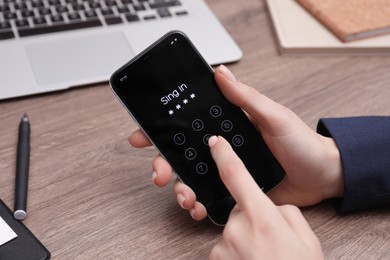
top-left (129, 65), bottom-right (343, 221)
top-left (207, 135), bottom-right (324, 259)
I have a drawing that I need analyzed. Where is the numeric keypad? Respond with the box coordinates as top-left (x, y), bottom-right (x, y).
top-left (173, 104), bottom-right (246, 176)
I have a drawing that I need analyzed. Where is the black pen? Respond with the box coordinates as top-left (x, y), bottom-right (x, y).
top-left (14, 113), bottom-right (30, 221)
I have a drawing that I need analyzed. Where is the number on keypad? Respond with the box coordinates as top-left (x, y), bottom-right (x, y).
top-left (210, 105), bottom-right (222, 117)
top-left (192, 119), bottom-right (204, 131)
top-left (185, 148), bottom-right (197, 160)
top-left (173, 105), bottom-right (247, 176)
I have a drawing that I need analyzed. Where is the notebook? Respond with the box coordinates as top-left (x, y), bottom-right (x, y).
top-left (298, 0), bottom-right (390, 42)
top-left (0, 200), bottom-right (50, 260)
top-left (0, 0), bottom-right (242, 100)
top-left (265, 0), bottom-right (390, 55)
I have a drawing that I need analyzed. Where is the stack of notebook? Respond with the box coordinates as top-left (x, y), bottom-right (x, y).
top-left (265, 0), bottom-right (390, 54)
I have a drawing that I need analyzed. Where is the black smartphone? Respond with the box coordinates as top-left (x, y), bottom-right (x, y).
top-left (110, 31), bottom-right (285, 225)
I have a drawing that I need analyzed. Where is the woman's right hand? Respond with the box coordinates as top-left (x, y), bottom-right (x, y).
top-left (129, 65), bottom-right (344, 221)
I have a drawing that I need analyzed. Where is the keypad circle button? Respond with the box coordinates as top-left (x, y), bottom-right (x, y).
top-left (221, 120), bottom-right (233, 132)
top-left (203, 134), bottom-right (212, 146)
top-left (210, 105), bottom-right (222, 117)
top-left (192, 119), bottom-right (204, 131)
top-left (196, 162), bottom-right (208, 175)
top-left (232, 134), bottom-right (244, 147)
top-left (173, 133), bottom-right (186, 145)
top-left (185, 148), bottom-right (197, 160)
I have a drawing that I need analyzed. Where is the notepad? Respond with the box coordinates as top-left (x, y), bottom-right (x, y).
top-left (298, 0), bottom-right (390, 42)
top-left (0, 216), bottom-right (17, 246)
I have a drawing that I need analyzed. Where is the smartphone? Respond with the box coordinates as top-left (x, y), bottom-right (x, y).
top-left (110, 31), bottom-right (285, 225)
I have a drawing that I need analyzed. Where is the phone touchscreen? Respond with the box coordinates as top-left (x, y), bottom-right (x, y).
top-left (110, 31), bottom-right (285, 225)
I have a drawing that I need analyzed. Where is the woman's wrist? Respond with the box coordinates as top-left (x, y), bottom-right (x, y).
top-left (322, 137), bottom-right (344, 199)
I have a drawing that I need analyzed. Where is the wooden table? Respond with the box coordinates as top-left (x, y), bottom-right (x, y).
top-left (1, 0), bottom-right (389, 258)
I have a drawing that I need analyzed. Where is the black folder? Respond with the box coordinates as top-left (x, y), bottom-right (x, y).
top-left (0, 200), bottom-right (50, 260)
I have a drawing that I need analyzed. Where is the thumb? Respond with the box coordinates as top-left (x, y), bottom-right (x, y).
top-left (214, 65), bottom-right (299, 136)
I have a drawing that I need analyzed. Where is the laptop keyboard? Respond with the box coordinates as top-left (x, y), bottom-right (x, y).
top-left (0, 0), bottom-right (188, 40)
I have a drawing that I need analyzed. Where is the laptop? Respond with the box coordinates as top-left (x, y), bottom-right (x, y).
top-left (0, 0), bottom-right (242, 100)
top-left (265, 0), bottom-right (390, 55)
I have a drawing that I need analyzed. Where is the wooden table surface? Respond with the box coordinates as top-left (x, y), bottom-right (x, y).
top-left (1, 0), bottom-right (389, 259)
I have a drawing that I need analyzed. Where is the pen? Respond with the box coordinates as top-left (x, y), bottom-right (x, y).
top-left (14, 113), bottom-right (30, 221)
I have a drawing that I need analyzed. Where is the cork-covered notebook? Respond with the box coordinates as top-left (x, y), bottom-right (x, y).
top-left (298, 0), bottom-right (390, 42)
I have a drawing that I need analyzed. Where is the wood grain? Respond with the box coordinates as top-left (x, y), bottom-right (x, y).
top-left (0, 0), bottom-right (389, 259)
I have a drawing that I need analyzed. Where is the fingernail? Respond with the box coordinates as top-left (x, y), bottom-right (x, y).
top-left (190, 208), bottom-right (196, 219)
top-left (218, 64), bottom-right (236, 82)
top-left (208, 135), bottom-right (218, 147)
top-left (177, 193), bottom-right (186, 209)
top-left (152, 171), bottom-right (157, 183)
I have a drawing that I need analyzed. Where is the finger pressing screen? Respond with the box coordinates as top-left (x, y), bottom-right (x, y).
top-left (208, 136), bottom-right (275, 215)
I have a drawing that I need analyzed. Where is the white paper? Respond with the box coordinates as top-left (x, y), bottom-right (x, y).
top-left (0, 216), bottom-right (17, 246)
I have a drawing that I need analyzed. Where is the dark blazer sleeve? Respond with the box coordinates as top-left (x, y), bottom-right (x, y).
top-left (317, 116), bottom-right (390, 213)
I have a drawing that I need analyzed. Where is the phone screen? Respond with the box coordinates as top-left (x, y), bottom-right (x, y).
top-left (110, 31), bottom-right (285, 225)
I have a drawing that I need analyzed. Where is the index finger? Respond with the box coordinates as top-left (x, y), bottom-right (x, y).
top-left (208, 136), bottom-right (275, 214)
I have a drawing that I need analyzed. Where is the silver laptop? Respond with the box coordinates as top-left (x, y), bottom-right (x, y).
top-left (0, 0), bottom-right (242, 100)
